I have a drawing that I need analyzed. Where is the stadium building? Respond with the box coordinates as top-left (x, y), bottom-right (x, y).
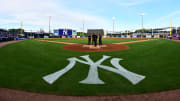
top-left (87, 29), bottom-right (107, 37)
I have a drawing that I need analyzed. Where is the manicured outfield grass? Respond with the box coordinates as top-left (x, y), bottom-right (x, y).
top-left (53, 38), bottom-right (135, 44)
top-left (0, 39), bottom-right (180, 96)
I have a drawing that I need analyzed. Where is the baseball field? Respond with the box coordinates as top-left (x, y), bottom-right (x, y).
top-left (0, 38), bottom-right (180, 96)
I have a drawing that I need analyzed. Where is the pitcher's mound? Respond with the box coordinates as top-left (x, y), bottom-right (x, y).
top-left (62, 44), bottom-right (130, 52)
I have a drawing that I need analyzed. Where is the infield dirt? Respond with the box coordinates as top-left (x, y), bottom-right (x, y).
top-left (38, 39), bottom-right (155, 52)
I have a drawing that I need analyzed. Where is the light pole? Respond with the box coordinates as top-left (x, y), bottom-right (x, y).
top-left (49, 16), bottom-right (51, 34)
top-left (176, 26), bottom-right (178, 35)
top-left (170, 20), bottom-right (172, 36)
top-left (140, 13), bottom-right (145, 38)
top-left (112, 17), bottom-right (116, 37)
top-left (21, 21), bottom-right (23, 36)
top-left (83, 18), bottom-right (85, 35)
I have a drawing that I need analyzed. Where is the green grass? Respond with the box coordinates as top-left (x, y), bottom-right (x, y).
top-left (53, 38), bottom-right (135, 44)
top-left (0, 39), bottom-right (180, 96)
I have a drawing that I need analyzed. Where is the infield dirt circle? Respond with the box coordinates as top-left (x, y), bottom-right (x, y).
top-left (62, 44), bottom-right (130, 52)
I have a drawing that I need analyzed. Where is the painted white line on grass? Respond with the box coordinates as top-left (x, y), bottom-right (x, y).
top-left (43, 55), bottom-right (145, 85)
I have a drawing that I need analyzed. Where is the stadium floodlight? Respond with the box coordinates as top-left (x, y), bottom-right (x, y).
top-left (112, 17), bottom-right (116, 20)
top-left (83, 17), bottom-right (85, 35)
top-left (140, 13), bottom-right (145, 38)
top-left (49, 16), bottom-right (51, 34)
top-left (140, 13), bottom-right (145, 29)
top-left (140, 13), bottom-right (145, 16)
top-left (21, 21), bottom-right (23, 36)
top-left (176, 26), bottom-right (178, 34)
top-left (112, 17), bottom-right (116, 37)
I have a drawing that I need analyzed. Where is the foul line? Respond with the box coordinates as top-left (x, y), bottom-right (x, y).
top-left (113, 39), bottom-right (156, 45)
top-left (37, 40), bottom-right (77, 45)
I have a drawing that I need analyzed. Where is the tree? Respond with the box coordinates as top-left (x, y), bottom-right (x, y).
top-left (135, 29), bottom-right (151, 33)
top-left (39, 29), bottom-right (45, 34)
top-left (77, 32), bottom-right (87, 36)
top-left (8, 29), bottom-right (24, 36)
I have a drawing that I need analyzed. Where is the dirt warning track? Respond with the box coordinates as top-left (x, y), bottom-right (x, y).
top-left (0, 88), bottom-right (180, 101)
top-left (0, 40), bottom-right (24, 48)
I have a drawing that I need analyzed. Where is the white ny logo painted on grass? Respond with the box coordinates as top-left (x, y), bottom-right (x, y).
top-left (43, 55), bottom-right (145, 85)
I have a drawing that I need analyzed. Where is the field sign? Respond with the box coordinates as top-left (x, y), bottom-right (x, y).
top-left (43, 55), bottom-right (145, 85)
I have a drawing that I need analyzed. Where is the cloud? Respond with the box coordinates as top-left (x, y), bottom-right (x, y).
top-left (158, 10), bottom-right (180, 21)
top-left (109, 0), bottom-right (152, 6)
top-left (0, 0), bottom-right (110, 32)
top-left (147, 10), bottom-right (180, 28)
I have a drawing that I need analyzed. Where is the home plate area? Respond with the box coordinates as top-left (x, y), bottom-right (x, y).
top-left (62, 44), bottom-right (130, 52)
top-left (83, 44), bottom-right (107, 49)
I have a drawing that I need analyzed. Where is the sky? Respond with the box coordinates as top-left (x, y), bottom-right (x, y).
top-left (0, 0), bottom-right (180, 32)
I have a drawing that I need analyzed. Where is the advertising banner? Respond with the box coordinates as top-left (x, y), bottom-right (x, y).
top-left (67, 29), bottom-right (72, 36)
top-left (146, 35), bottom-right (152, 38)
top-left (72, 30), bottom-right (77, 36)
top-left (121, 35), bottom-right (125, 38)
top-left (127, 35), bottom-right (131, 38)
top-left (59, 29), bottom-right (64, 36)
top-left (154, 35), bottom-right (160, 38)
top-left (132, 35), bottom-right (137, 38)
top-left (54, 30), bottom-right (59, 36)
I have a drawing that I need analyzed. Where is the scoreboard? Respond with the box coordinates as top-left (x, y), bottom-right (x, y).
top-left (54, 29), bottom-right (76, 36)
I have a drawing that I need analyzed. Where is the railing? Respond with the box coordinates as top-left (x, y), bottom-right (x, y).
top-left (0, 37), bottom-right (16, 42)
